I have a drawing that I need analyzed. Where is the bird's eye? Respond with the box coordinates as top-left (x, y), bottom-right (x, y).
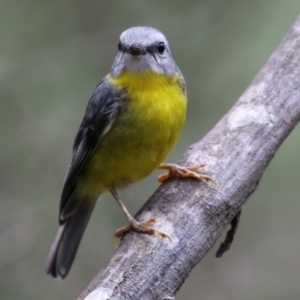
top-left (157, 42), bottom-right (165, 54)
top-left (118, 42), bottom-right (122, 51)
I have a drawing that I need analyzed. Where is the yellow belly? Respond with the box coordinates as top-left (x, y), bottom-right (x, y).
top-left (78, 70), bottom-right (187, 196)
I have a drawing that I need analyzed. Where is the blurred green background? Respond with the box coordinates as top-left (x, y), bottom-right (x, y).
top-left (1, 1), bottom-right (300, 299)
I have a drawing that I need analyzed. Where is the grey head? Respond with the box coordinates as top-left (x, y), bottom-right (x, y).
top-left (110, 26), bottom-right (184, 81)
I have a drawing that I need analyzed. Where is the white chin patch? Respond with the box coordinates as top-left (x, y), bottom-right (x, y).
top-left (125, 56), bottom-right (150, 72)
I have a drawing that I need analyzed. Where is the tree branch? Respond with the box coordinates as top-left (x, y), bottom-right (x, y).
top-left (78, 15), bottom-right (300, 300)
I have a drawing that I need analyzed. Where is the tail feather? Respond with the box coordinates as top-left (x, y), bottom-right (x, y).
top-left (45, 200), bottom-right (96, 279)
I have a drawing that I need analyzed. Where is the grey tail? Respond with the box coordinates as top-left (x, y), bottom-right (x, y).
top-left (45, 200), bottom-right (96, 279)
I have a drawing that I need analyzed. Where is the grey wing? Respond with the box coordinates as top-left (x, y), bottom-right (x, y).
top-left (59, 77), bottom-right (126, 222)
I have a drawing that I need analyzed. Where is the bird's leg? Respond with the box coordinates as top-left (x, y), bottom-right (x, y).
top-left (109, 188), bottom-right (171, 243)
top-left (157, 163), bottom-right (216, 185)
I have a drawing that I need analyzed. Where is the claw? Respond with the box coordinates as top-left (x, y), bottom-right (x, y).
top-left (158, 163), bottom-right (216, 185)
top-left (113, 217), bottom-right (171, 247)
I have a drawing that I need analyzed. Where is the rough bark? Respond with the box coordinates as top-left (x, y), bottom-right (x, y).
top-left (78, 15), bottom-right (300, 300)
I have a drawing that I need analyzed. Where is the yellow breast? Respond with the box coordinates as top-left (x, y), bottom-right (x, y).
top-left (80, 70), bottom-right (187, 195)
top-left (109, 70), bottom-right (186, 139)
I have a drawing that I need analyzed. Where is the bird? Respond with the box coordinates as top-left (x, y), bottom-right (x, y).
top-left (45, 26), bottom-right (213, 279)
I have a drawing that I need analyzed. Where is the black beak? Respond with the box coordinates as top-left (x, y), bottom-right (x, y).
top-left (127, 43), bottom-right (146, 55)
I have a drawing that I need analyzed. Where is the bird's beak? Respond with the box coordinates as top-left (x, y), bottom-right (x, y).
top-left (127, 43), bottom-right (147, 55)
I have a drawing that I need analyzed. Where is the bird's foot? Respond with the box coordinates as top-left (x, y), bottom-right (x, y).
top-left (113, 218), bottom-right (171, 246)
top-left (158, 163), bottom-right (216, 185)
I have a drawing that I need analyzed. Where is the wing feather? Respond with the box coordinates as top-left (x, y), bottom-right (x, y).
top-left (59, 78), bottom-right (126, 220)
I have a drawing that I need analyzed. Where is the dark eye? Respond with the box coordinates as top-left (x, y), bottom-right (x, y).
top-left (118, 42), bottom-right (122, 51)
top-left (157, 42), bottom-right (165, 54)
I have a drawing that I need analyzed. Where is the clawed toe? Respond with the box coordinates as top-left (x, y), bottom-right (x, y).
top-left (158, 163), bottom-right (216, 185)
top-left (113, 217), bottom-right (171, 246)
